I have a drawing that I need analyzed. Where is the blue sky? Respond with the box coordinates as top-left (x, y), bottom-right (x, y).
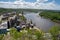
top-left (0, 0), bottom-right (59, 3)
top-left (24, 0), bottom-right (36, 2)
top-left (55, 0), bottom-right (60, 5)
top-left (0, 0), bottom-right (60, 5)
top-left (0, 0), bottom-right (60, 10)
top-left (0, 0), bottom-right (36, 2)
top-left (0, 0), bottom-right (14, 2)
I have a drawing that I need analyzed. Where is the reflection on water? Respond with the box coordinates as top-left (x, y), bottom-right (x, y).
top-left (24, 12), bottom-right (56, 32)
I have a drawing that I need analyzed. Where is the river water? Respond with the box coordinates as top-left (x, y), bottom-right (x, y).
top-left (24, 12), bottom-right (59, 32)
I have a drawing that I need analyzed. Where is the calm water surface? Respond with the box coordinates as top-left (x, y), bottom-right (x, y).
top-left (24, 12), bottom-right (59, 32)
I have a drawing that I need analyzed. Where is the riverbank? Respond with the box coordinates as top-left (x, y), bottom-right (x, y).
top-left (0, 12), bottom-right (60, 40)
top-left (24, 13), bottom-right (56, 32)
top-left (39, 11), bottom-right (60, 23)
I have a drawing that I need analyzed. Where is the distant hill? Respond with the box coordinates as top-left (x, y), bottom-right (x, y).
top-left (0, 8), bottom-right (60, 14)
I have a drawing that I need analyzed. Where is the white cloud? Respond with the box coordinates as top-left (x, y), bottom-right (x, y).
top-left (0, 0), bottom-right (60, 10)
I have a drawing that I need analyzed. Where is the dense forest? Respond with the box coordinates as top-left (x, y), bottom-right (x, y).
top-left (0, 8), bottom-right (40, 14)
top-left (0, 8), bottom-right (21, 14)
top-left (39, 11), bottom-right (60, 23)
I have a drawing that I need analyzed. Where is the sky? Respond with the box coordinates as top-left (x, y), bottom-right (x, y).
top-left (0, 0), bottom-right (60, 10)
